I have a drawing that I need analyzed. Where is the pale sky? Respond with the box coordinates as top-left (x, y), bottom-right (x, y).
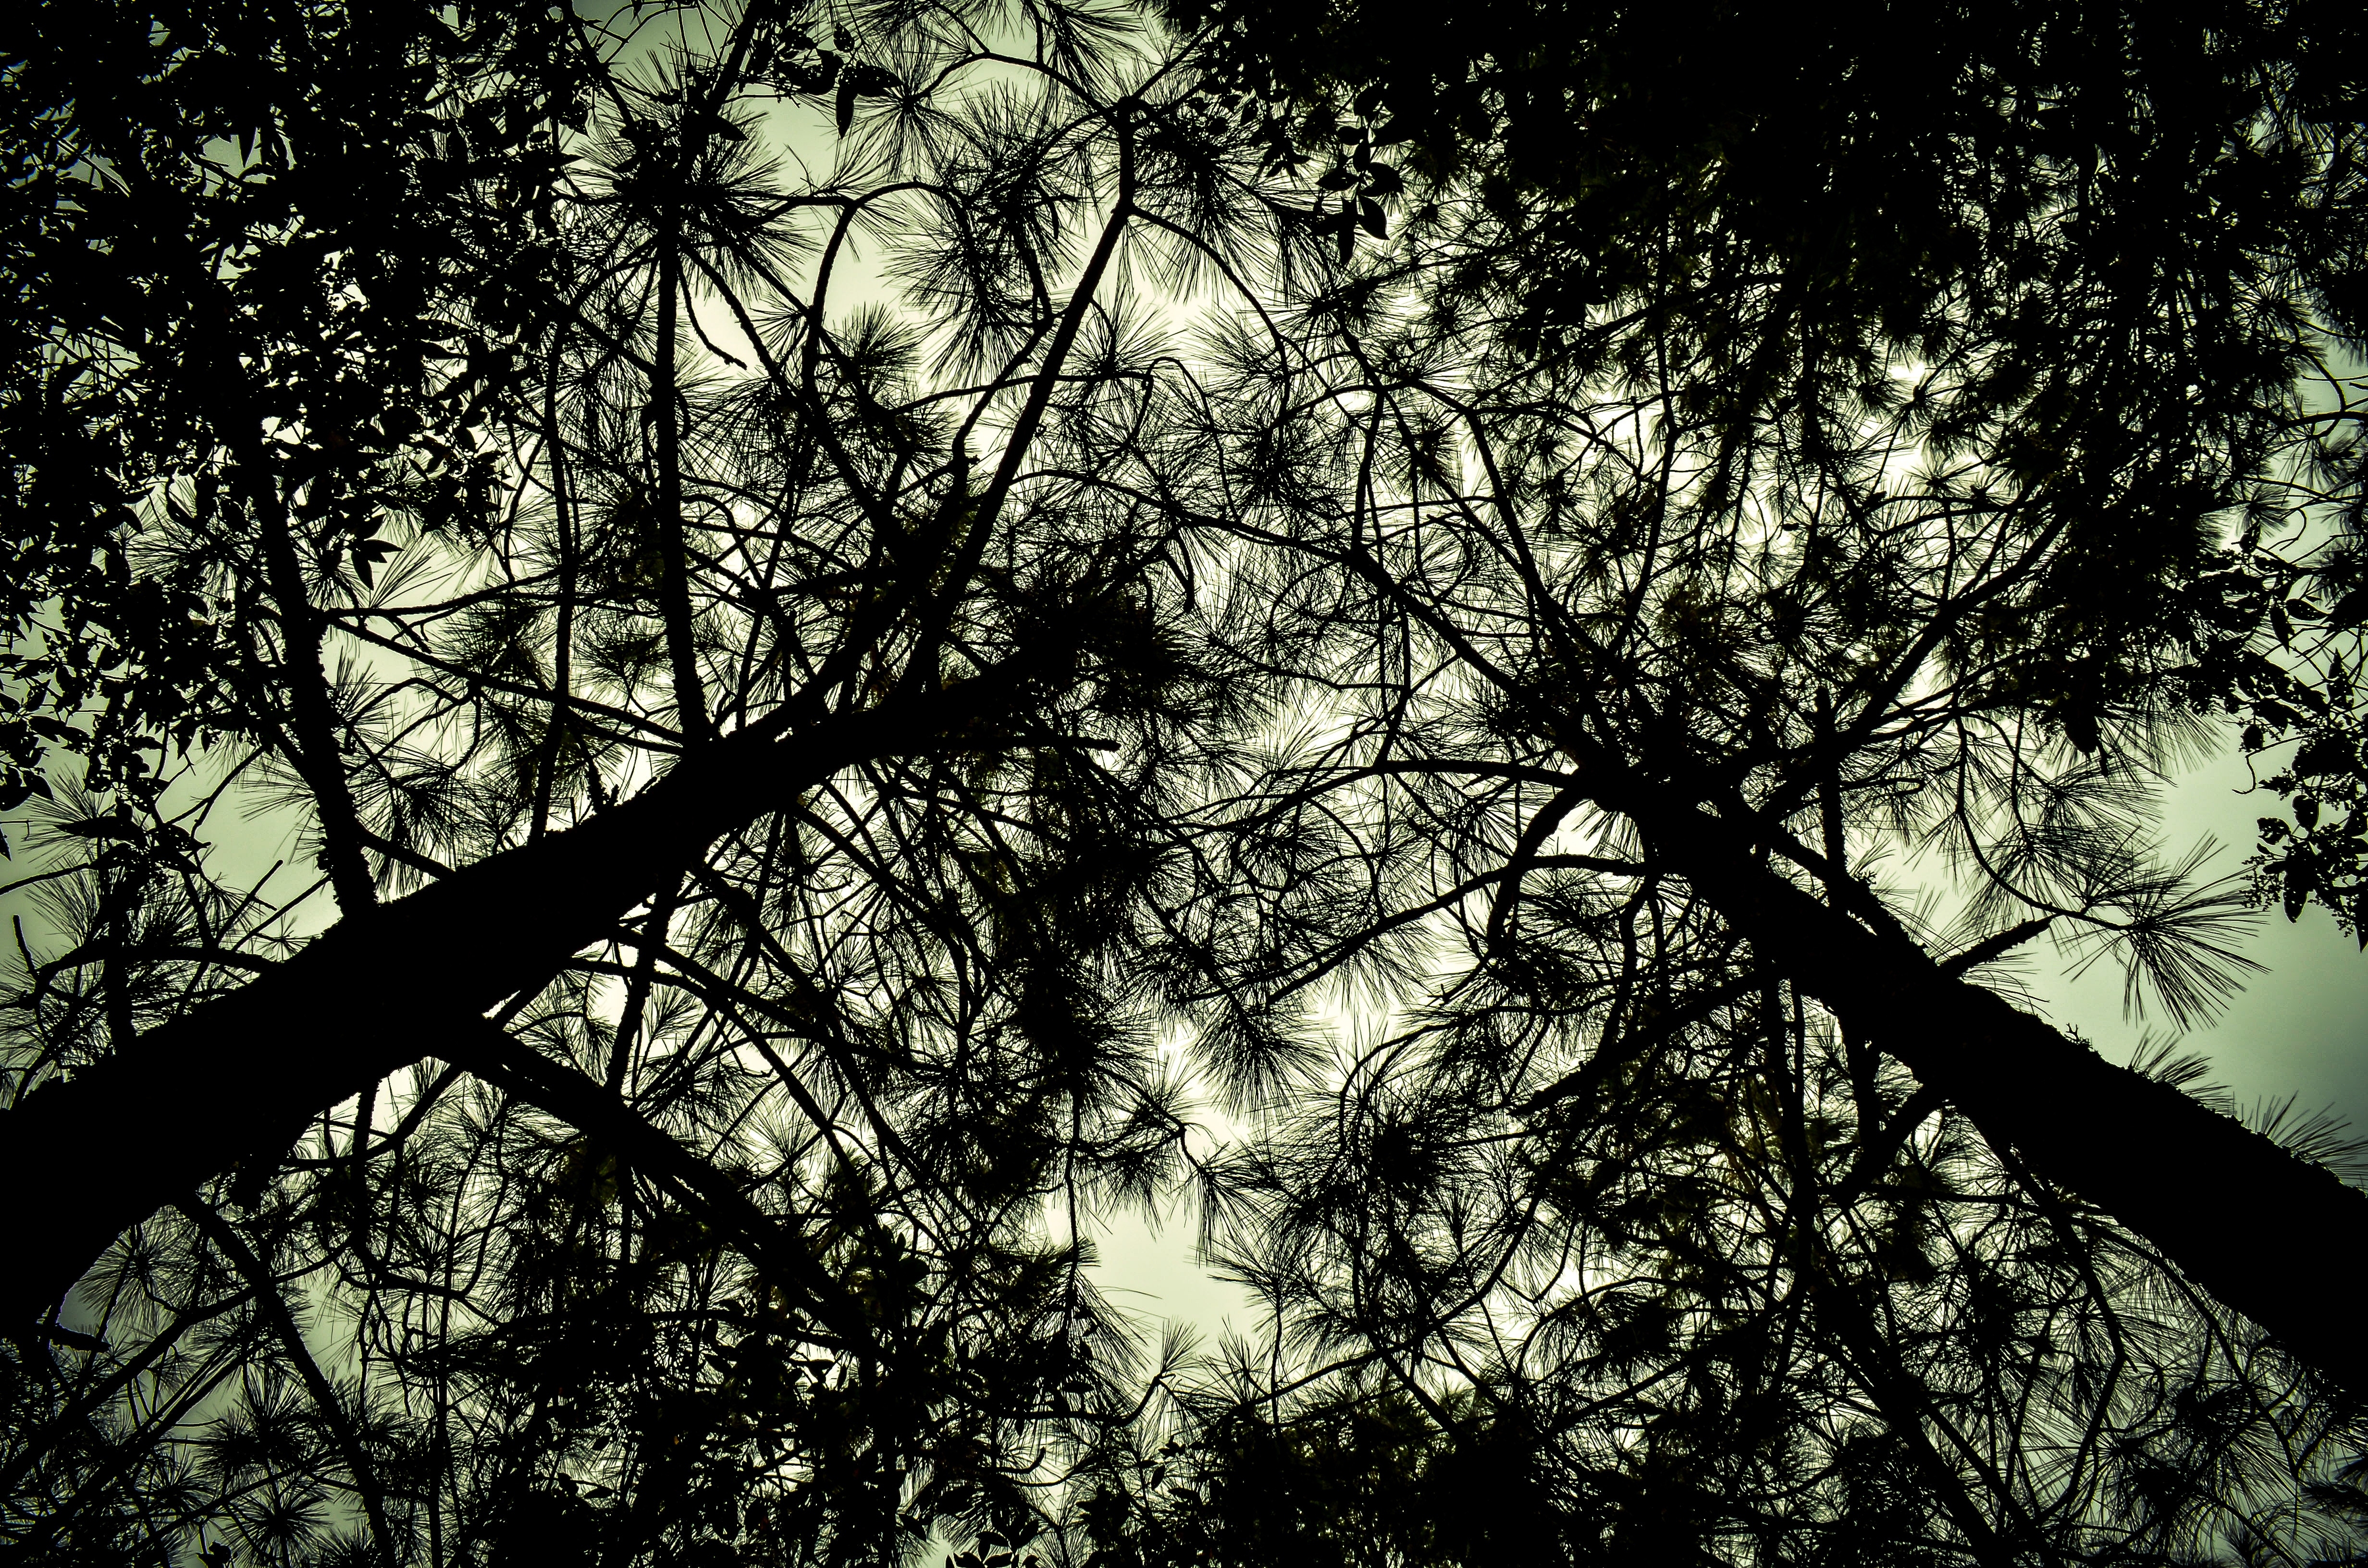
top-left (2035, 745), bottom-right (2368, 1135)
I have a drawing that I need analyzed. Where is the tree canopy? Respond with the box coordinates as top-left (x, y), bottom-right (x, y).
top-left (3, 0), bottom-right (2366, 1565)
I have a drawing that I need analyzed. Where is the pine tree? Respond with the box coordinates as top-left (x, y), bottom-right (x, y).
top-left (1, 0), bottom-right (1282, 1559)
top-left (1099, 2), bottom-right (2368, 1560)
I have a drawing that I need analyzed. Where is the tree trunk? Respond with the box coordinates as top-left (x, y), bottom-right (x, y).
top-left (1586, 767), bottom-right (2368, 1401)
top-left (0, 674), bottom-right (1021, 1327)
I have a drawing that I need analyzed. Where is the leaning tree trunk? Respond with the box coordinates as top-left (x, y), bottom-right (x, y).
top-left (1573, 757), bottom-right (2368, 1403)
top-left (0, 674), bottom-right (1020, 1330)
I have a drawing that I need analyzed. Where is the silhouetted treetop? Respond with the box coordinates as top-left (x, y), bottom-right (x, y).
top-left (6, 1), bottom-right (2368, 1565)
top-left (1166, 0), bottom-right (2368, 935)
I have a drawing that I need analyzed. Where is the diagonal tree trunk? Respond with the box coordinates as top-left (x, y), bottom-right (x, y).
top-left (0, 668), bottom-right (1038, 1329)
top-left (1573, 756), bottom-right (2368, 1402)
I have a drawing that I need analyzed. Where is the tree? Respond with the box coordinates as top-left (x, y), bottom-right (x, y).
top-left (1, 0), bottom-right (1287, 1559)
top-left (9, 0), bottom-right (2368, 1562)
top-left (1090, 0), bottom-right (2368, 1561)
top-left (1170, 0), bottom-right (2368, 928)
